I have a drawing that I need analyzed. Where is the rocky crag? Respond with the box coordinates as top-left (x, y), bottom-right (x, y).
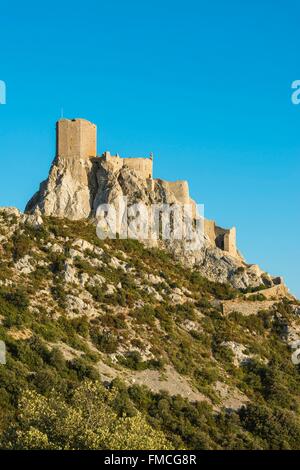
top-left (26, 118), bottom-right (289, 293)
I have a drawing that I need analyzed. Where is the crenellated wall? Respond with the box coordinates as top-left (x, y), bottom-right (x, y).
top-left (204, 219), bottom-right (237, 257)
top-left (123, 157), bottom-right (152, 179)
top-left (102, 152), bottom-right (124, 172)
top-left (101, 151), bottom-right (153, 179)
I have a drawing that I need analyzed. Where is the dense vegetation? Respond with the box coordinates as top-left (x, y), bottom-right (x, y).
top-left (0, 212), bottom-right (299, 449)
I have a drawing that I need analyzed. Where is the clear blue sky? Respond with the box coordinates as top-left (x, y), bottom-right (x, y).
top-left (0, 0), bottom-right (299, 296)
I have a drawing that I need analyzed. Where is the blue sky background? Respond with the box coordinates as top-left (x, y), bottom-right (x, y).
top-left (0, 0), bottom-right (299, 296)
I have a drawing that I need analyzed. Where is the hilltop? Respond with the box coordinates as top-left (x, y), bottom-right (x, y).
top-left (26, 118), bottom-right (287, 292)
top-left (0, 208), bottom-right (299, 449)
top-left (0, 118), bottom-right (299, 450)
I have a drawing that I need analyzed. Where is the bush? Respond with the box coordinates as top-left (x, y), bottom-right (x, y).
top-left (49, 253), bottom-right (67, 274)
top-left (194, 366), bottom-right (219, 386)
top-left (51, 284), bottom-right (67, 308)
top-left (118, 351), bottom-right (164, 371)
top-left (0, 287), bottom-right (29, 310)
top-left (90, 329), bottom-right (118, 354)
top-left (2, 381), bottom-right (171, 450)
top-left (100, 313), bottom-right (127, 330)
top-left (131, 305), bottom-right (156, 326)
top-left (247, 293), bottom-right (266, 301)
top-left (11, 233), bottom-right (33, 261)
top-left (239, 403), bottom-right (300, 449)
top-left (68, 357), bottom-right (99, 380)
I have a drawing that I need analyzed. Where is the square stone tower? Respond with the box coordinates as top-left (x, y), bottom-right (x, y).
top-left (56, 118), bottom-right (97, 159)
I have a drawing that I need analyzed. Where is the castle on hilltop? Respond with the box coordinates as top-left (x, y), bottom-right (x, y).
top-left (55, 118), bottom-right (238, 258)
top-left (56, 118), bottom-right (153, 179)
top-left (56, 117), bottom-right (190, 205)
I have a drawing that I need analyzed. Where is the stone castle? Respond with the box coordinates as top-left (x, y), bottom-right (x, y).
top-left (57, 118), bottom-right (152, 179)
top-left (31, 117), bottom-right (238, 258)
top-left (24, 117), bottom-right (291, 291)
top-left (56, 118), bottom-right (238, 257)
top-left (56, 118), bottom-right (196, 207)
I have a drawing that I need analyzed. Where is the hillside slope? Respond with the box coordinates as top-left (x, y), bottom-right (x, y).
top-left (0, 207), bottom-right (299, 449)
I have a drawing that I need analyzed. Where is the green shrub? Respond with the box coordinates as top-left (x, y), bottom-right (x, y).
top-left (100, 313), bottom-right (127, 330)
top-left (90, 329), bottom-right (118, 353)
top-left (49, 253), bottom-right (67, 274)
top-left (131, 305), bottom-right (156, 326)
top-left (11, 233), bottom-right (33, 261)
top-left (118, 351), bottom-right (164, 371)
top-left (51, 284), bottom-right (67, 308)
top-left (0, 287), bottom-right (29, 310)
top-left (68, 357), bottom-right (99, 380)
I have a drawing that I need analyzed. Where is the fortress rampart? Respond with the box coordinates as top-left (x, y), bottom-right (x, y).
top-left (55, 118), bottom-right (238, 258)
top-left (102, 151), bottom-right (153, 179)
top-left (204, 219), bottom-right (237, 257)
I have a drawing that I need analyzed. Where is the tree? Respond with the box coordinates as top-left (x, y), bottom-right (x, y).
top-left (4, 381), bottom-right (172, 450)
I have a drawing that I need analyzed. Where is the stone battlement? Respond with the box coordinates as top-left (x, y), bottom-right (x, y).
top-left (204, 219), bottom-right (237, 258)
top-left (102, 151), bottom-right (153, 179)
top-left (55, 117), bottom-right (238, 258)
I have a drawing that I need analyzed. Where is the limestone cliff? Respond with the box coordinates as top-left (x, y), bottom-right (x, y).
top-left (26, 155), bottom-right (95, 220)
top-left (26, 147), bottom-right (287, 292)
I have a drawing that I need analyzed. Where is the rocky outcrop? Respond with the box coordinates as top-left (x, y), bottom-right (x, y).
top-left (26, 156), bottom-right (195, 221)
top-left (25, 153), bottom-right (289, 293)
top-left (26, 155), bottom-right (96, 220)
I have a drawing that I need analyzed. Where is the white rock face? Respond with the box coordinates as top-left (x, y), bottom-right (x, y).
top-left (15, 255), bottom-right (35, 275)
top-left (195, 248), bottom-right (268, 290)
top-left (63, 261), bottom-right (79, 285)
top-left (26, 155), bottom-right (95, 220)
top-left (221, 341), bottom-right (252, 367)
top-left (24, 208), bottom-right (43, 228)
top-left (26, 156), bottom-right (196, 225)
top-left (25, 154), bottom-right (284, 290)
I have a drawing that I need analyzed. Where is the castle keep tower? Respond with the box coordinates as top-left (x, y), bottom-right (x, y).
top-left (56, 118), bottom-right (97, 159)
